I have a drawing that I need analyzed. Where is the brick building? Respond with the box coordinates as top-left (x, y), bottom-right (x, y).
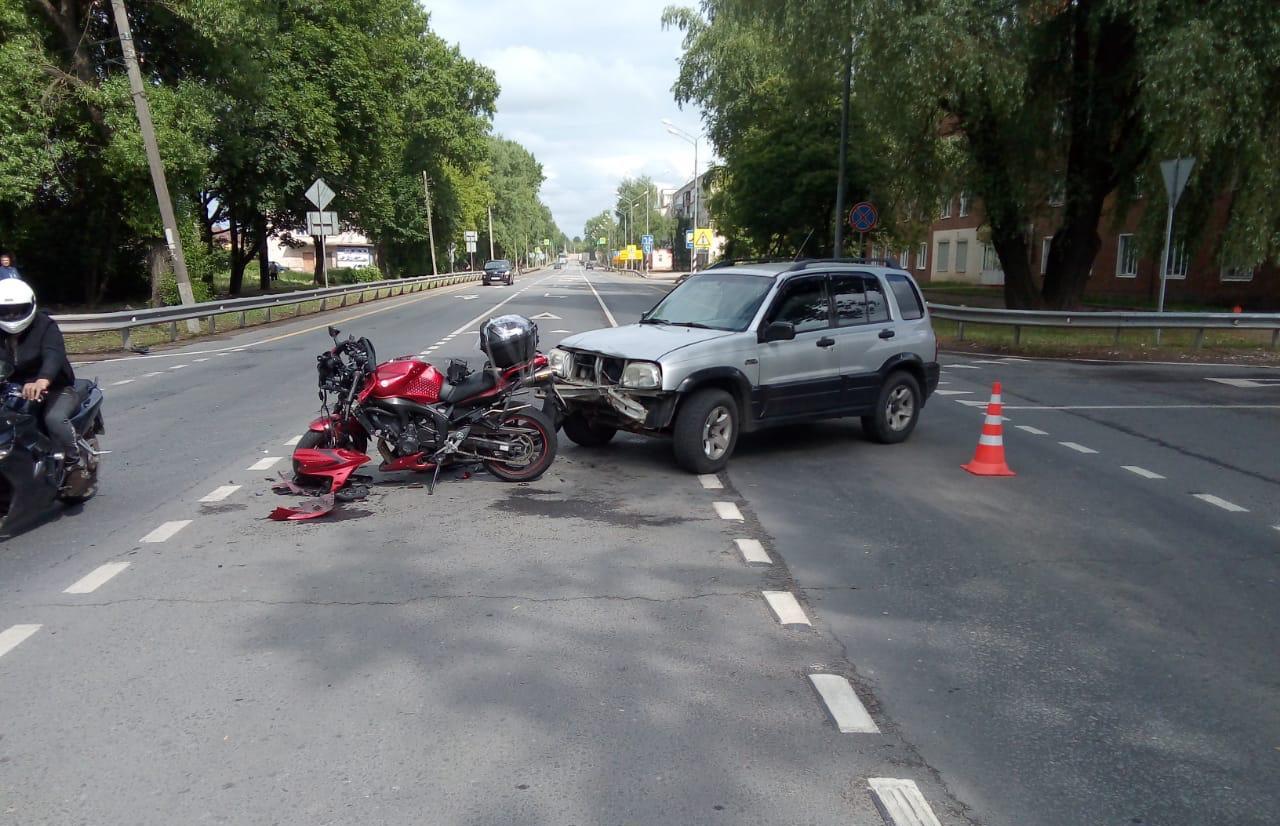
top-left (904, 191), bottom-right (1276, 309)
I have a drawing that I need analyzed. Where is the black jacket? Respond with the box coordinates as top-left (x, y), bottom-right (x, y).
top-left (2, 312), bottom-right (75, 388)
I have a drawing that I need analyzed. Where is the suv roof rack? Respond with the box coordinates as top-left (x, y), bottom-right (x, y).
top-left (787, 257), bottom-right (903, 272)
top-left (704, 257), bottom-right (797, 270)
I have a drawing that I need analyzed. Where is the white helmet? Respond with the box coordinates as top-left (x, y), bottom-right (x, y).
top-left (0, 279), bottom-right (36, 335)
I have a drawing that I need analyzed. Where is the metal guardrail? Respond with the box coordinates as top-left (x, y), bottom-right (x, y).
top-left (928, 303), bottom-right (1280, 349)
top-left (54, 271), bottom-right (483, 350)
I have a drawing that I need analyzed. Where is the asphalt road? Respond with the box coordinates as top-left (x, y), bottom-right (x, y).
top-left (1, 263), bottom-right (1276, 825)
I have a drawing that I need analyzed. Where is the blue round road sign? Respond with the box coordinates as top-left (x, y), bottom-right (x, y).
top-left (849, 201), bottom-right (878, 232)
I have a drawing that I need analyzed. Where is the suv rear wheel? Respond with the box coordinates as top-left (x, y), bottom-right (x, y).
top-left (862, 371), bottom-right (921, 444)
top-left (562, 412), bottom-right (617, 447)
top-left (673, 389), bottom-right (738, 473)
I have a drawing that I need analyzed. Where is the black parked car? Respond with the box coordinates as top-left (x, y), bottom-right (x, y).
top-left (483, 259), bottom-right (514, 286)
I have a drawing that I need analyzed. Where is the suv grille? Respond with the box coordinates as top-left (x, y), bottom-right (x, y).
top-left (568, 351), bottom-right (624, 386)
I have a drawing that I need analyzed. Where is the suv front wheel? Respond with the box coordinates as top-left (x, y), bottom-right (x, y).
top-left (673, 388), bottom-right (738, 473)
top-left (862, 371), bottom-right (921, 444)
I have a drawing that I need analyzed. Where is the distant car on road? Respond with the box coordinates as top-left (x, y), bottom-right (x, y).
top-left (553, 261), bottom-right (563, 270)
top-left (483, 259), bottom-right (514, 286)
top-left (548, 259), bottom-right (939, 472)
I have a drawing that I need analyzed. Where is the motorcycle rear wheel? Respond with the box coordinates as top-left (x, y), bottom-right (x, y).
top-left (482, 409), bottom-right (558, 482)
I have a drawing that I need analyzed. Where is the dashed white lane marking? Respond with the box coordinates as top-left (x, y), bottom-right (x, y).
top-left (1272, 525), bottom-right (1280, 533)
top-left (111, 379), bottom-right (135, 386)
top-left (143, 371), bottom-right (164, 378)
top-left (808, 674), bottom-right (880, 733)
top-left (713, 502), bottom-right (744, 521)
top-left (933, 390), bottom-right (971, 396)
top-left (64, 562), bottom-right (131, 594)
top-left (0, 625), bottom-right (42, 660)
top-left (698, 474), bottom-right (723, 490)
top-left (200, 485), bottom-right (242, 503)
top-left (169, 364), bottom-right (187, 370)
top-left (1122, 466), bottom-right (1165, 480)
top-left (551, 329), bottom-right (571, 333)
top-left (284, 434), bottom-right (303, 446)
top-left (1193, 493), bottom-right (1249, 513)
top-left (1205, 377), bottom-right (1276, 388)
top-left (943, 364), bottom-right (981, 369)
top-left (868, 778), bottom-right (943, 826)
top-left (1015, 425), bottom-right (1049, 436)
top-left (1059, 441), bottom-right (1098, 454)
top-left (735, 538), bottom-right (772, 564)
top-left (426, 346), bottom-right (440, 352)
top-left (762, 591), bottom-right (811, 627)
top-left (141, 520), bottom-right (191, 543)
top-left (248, 457), bottom-right (283, 471)
top-left (956, 400), bottom-right (989, 407)
top-left (194, 358), bottom-right (210, 363)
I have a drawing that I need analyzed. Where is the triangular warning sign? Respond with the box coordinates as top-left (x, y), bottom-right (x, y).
top-left (529, 312), bottom-right (561, 320)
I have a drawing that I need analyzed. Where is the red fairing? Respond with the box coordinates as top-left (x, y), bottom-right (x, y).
top-left (364, 358), bottom-right (444, 403)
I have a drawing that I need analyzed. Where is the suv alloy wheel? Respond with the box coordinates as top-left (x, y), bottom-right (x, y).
top-left (673, 388), bottom-right (738, 473)
top-left (862, 371), bottom-right (921, 444)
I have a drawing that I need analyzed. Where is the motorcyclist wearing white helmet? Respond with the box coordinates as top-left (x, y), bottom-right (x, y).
top-left (0, 279), bottom-right (80, 466)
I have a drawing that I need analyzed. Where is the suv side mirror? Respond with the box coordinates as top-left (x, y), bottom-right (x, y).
top-left (762, 321), bottom-right (796, 342)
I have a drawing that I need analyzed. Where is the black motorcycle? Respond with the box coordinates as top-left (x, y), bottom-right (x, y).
top-left (0, 363), bottom-right (105, 536)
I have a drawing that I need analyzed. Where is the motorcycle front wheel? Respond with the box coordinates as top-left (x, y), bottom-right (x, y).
top-left (482, 409), bottom-right (558, 482)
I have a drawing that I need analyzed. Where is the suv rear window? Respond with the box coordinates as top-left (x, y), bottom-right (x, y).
top-left (885, 274), bottom-right (924, 320)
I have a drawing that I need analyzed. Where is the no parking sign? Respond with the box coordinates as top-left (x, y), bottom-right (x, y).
top-left (848, 202), bottom-right (878, 232)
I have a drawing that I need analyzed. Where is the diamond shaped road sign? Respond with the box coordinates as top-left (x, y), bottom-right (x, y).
top-left (305, 178), bottom-right (335, 210)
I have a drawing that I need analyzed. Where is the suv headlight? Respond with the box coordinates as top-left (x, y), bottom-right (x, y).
top-left (621, 361), bottom-right (661, 389)
top-left (548, 348), bottom-right (571, 378)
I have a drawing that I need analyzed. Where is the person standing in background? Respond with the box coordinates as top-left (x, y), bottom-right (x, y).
top-left (0, 252), bottom-right (20, 280)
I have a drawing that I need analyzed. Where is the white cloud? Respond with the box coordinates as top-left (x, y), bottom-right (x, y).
top-left (422, 0), bottom-right (706, 238)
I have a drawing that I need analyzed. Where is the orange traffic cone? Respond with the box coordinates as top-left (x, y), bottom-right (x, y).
top-left (962, 382), bottom-right (1015, 477)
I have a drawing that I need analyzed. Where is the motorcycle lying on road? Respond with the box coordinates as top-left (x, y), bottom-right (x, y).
top-left (0, 363), bottom-right (105, 536)
top-left (273, 315), bottom-right (559, 520)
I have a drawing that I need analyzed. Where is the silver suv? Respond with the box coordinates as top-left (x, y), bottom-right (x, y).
top-left (547, 259), bottom-right (940, 473)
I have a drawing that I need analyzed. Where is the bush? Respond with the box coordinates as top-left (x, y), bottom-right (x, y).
top-left (329, 266), bottom-right (383, 284)
top-left (157, 274), bottom-right (213, 307)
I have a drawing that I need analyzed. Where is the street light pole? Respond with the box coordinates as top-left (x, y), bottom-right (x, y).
top-left (422, 172), bottom-right (438, 276)
top-left (110, 0), bottom-right (199, 330)
top-left (663, 120), bottom-right (702, 271)
top-left (487, 205), bottom-right (495, 260)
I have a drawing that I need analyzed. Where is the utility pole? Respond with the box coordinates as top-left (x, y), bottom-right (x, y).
top-left (422, 172), bottom-right (438, 276)
top-left (833, 39), bottom-right (852, 258)
top-left (645, 188), bottom-right (651, 273)
top-left (110, 0), bottom-right (199, 332)
top-left (487, 205), bottom-right (495, 260)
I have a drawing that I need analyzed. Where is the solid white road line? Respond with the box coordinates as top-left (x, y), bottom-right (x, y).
top-left (1001, 404), bottom-right (1280, 411)
top-left (140, 520), bottom-right (191, 543)
top-left (1015, 425), bottom-right (1049, 436)
top-left (867, 778), bottom-right (943, 826)
top-left (0, 625), bottom-right (41, 660)
top-left (735, 538), bottom-right (772, 565)
top-left (200, 485), bottom-right (242, 503)
top-left (807, 674), bottom-right (880, 733)
top-left (762, 591), bottom-right (811, 627)
top-left (933, 390), bottom-right (971, 396)
top-left (1122, 466), bottom-right (1165, 480)
top-left (1205, 377), bottom-right (1268, 388)
top-left (582, 273), bottom-right (619, 327)
top-left (194, 358), bottom-right (210, 363)
top-left (1193, 493), bottom-right (1249, 513)
top-left (111, 379), bottom-right (135, 386)
top-left (698, 474), bottom-right (723, 490)
top-left (1059, 441), bottom-right (1098, 454)
top-left (713, 502), bottom-right (744, 521)
top-left (64, 562), bottom-right (131, 594)
top-left (284, 434), bottom-right (303, 446)
top-left (943, 364), bottom-right (981, 369)
top-left (248, 456), bottom-right (283, 471)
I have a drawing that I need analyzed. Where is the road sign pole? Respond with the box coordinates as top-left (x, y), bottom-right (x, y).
top-left (1155, 202), bottom-right (1175, 344)
top-left (319, 235), bottom-right (328, 288)
top-left (1155, 156), bottom-right (1194, 344)
top-left (422, 172), bottom-right (438, 277)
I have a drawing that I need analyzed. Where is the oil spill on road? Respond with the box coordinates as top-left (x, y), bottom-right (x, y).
top-left (489, 487), bottom-right (690, 528)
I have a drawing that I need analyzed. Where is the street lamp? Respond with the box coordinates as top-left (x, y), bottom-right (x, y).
top-left (663, 119), bottom-right (701, 270)
top-left (630, 197), bottom-right (643, 270)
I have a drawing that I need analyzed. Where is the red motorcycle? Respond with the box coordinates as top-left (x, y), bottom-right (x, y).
top-left (291, 315), bottom-right (559, 498)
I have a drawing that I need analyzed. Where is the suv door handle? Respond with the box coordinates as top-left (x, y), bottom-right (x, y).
top-left (816, 337), bottom-right (836, 348)
top-left (878, 329), bottom-right (896, 340)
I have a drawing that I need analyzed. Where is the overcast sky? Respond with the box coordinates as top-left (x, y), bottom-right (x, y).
top-left (424, 0), bottom-right (705, 238)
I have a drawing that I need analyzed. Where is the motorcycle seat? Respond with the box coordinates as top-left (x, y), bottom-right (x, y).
top-left (73, 378), bottom-right (94, 404)
top-left (439, 369), bottom-right (498, 405)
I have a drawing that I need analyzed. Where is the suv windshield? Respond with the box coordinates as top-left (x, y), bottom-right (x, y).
top-left (484, 260), bottom-right (510, 271)
top-left (643, 273), bottom-right (774, 331)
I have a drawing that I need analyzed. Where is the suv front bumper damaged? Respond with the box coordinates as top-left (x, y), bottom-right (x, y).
top-left (552, 353), bottom-right (675, 430)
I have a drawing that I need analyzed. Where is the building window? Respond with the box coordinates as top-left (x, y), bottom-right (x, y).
top-left (955, 240), bottom-right (968, 273)
top-left (1041, 237), bottom-right (1052, 274)
top-left (939, 197), bottom-right (951, 219)
top-left (958, 191), bottom-right (970, 217)
top-left (1164, 241), bottom-right (1188, 280)
top-left (917, 242), bottom-right (927, 270)
top-left (1221, 263), bottom-right (1254, 283)
top-left (936, 240), bottom-right (950, 272)
top-left (1116, 234), bottom-right (1137, 278)
top-left (899, 248), bottom-right (911, 269)
top-left (981, 243), bottom-right (1000, 271)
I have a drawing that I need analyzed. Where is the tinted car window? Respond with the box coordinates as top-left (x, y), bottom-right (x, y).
top-left (864, 276), bottom-right (890, 323)
top-left (886, 274), bottom-right (924, 320)
top-left (769, 278), bottom-right (830, 333)
top-left (484, 260), bottom-right (511, 271)
top-left (831, 274), bottom-right (868, 326)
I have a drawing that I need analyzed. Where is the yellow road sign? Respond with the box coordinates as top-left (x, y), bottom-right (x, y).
top-left (693, 228), bottom-right (713, 250)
